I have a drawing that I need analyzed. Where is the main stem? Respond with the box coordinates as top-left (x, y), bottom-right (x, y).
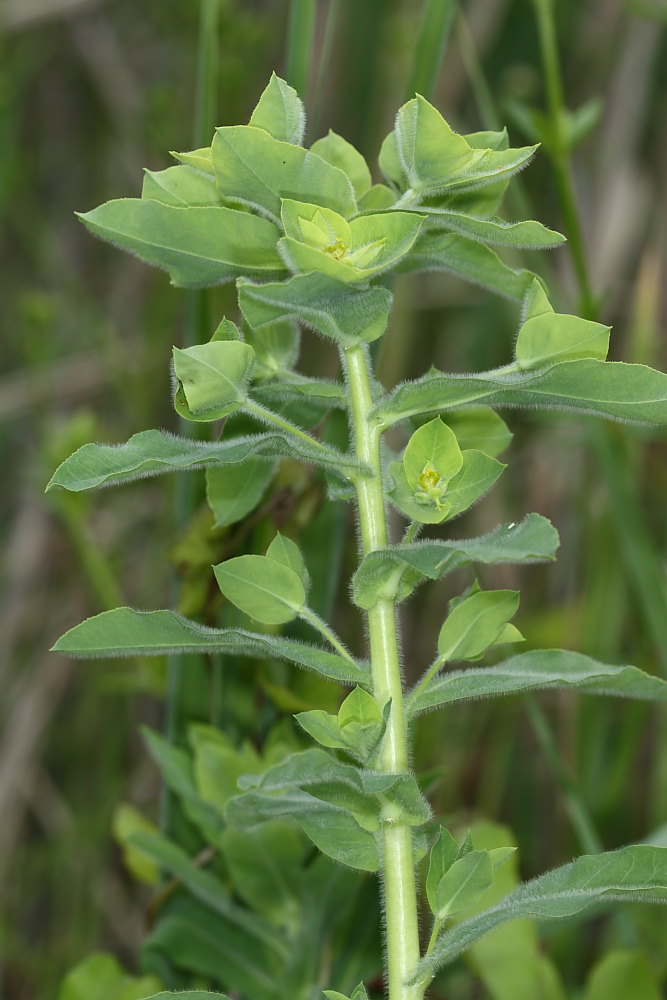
top-left (343, 344), bottom-right (421, 1000)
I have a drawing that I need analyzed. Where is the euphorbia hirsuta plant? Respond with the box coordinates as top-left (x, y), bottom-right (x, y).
top-left (51, 76), bottom-right (667, 1000)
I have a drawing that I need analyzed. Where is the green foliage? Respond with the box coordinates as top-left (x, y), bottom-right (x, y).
top-left (52, 71), bottom-right (667, 1000)
top-left (57, 953), bottom-right (161, 1000)
top-left (416, 845), bottom-right (667, 978)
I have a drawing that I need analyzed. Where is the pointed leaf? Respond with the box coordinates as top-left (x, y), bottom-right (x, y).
top-left (249, 73), bottom-right (305, 145)
top-left (442, 408), bottom-right (512, 457)
top-left (212, 125), bottom-right (357, 223)
top-left (409, 648), bottom-right (667, 715)
top-left (266, 532), bottom-right (310, 591)
top-left (434, 851), bottom-right (494, 918)
top-left (352, 514), bottom-right (558, 609)
top-left (205, 458), bottom-right (274, 528)
top-left (46, 429), bottom-right (361, 493)
top-left (295, 710), bottom-right (350, 751)
top-left (310, 131), bottom-right (372, 198)
top-left (437, 590), bottom-right (520, 662)
top-left (397, 230), bottom-right (536, 302)
top-left (516, 281), bottom-right (611, 368)
top-left (403, 418), bottom-right (463, 487)
top-left (77, 200), bottom-right (283, 287)
top-left (238, 272), bottom-right (392, 345)
top-left (52, 608), bottom-right (369, 685)
top-left (373, 359), bottom-right (667, 428)
top-left (424, 210), bottom-right (565, 249)
top-left (141, 165), bottom-right (220, 206)
top-left (426, 827), bottom-right (459, 914)
top-left (414, 846), bottom-right (667, 978)
top-left (173, 341), bottom-right (254, 417)
top-left (213, 554), bottom-right (306, 624)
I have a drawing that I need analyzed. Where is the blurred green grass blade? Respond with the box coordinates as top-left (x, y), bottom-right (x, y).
top-left (404, 0), bottom-right (456, 101)
top-left (286, 0), bottom-right (317, 105)
top-left (194, 0), bottom-right (220, 148)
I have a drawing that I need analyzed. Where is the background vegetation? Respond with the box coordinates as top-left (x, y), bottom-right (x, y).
top-left (2, 0), bottom-right (667, 997)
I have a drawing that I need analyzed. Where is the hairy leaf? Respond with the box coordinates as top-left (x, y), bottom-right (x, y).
top-left (352, 514), bottom-right (558, 609)
top-left (46, 429), bottom-right (361, 492)
top-left (77, 200), bottom-right (283, 286)
top-left (52, 608), bottom-right (369, 685)
top-left (238, 272), bottom-right (392, 345)
top-left (374, 359), bottom-right (667, 428)
top-left (310, 131), bottom-right (372, 198)
top-left (397, 230), bottom-right (536, 301)
top-left (213, 554), bottom-right (306, 625)
top-left (212, 125), bottom-right (356, 223)
top-left (249, 73), bottom-right (305, 145)
top-left (141, 165), bottom-right (220, 207)
top-left (423, 210), bottom-right (565, 249)
top-left (414, 846), bottom-right (667, 977)
top-left (409, 648), bottom-right (667, 716)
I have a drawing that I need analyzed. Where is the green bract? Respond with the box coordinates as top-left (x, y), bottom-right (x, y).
top-left (55, 74), bottom-right (667, 1000)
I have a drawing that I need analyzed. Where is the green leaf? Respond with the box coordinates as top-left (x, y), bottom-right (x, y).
top-left (52, 608), bottom-right (369, 686)
top-left (352, 514), bottom-right (558, 610)
top-left (458, 820), bottom-right (566, 1000)
top-left (143, 896), bottom-right (280, 1000)
top-left (584, 950), bottom-right (662, 1000)
top-left (437, 589), bottom-right (520, 662)
top-left (141, 165), bottom-right (220, 206)
top-left (227, 749), bottom-right (428, 870)
top-left (246, 319), bottom-right (300, 377)
top-left (279, 200), bottom-right (424, 283)
top-left (414, 845), bottom-right (667, 978)
top-left (205, 457), bottom-right (274, 528)
top-left (337, 687), bottom-right (385, 759)
top-left (393, 95), bottom-right (537, 199)
top-left (57, 953), bottom-right (162, 1000)
top-left (433, 851), bottom-right (495, 918)
top-left (310, 130), bottom-right (372, 198)
top-left (515, 280), bottom-right (611, 368)
top-left (173, 341), bottom-right (254, 418)
top-left (408, 648), bottom-right (667, 716)
top-left (214, 553), bottom-right (306, 624)
top-left (141, 729), bottom-right (222, 844)
top-left (358, 184), bottom-right (396, 212)
top-left (46, 429), bottom-right (361, 492)
top-left (171, 146), bottom-right (214, 175)
top-left (221, 822), bottom-right (304, 924)
top-left (295, 709), bottom-right (350, 751)
top-left (212, 125), bottom-right (357, 223)
top-left (426, 827), bottom-right (459, 914)
top-left (227, 787), bottom-right (379, 872)
top-left (238, 272), bottom-right (392, 345)
top-left (266, 532), bottom-right (310, 591)
top-left (249, 73), bottom-right (305, 145)
top-left (111, 803), bottom-right (159, 885)
top-left (76, 200), bottom-right (284, 287)
top-left (373, 359), bottom-right (667, 428)
top-left (129, 830), bottom-right (287, 957)
top-left (403, 418), bottom-right (463, 488)
top-left (388, 450), bottom-right (505, 524)
top-left (397, 230), bottom-right (536, 302)
top-left (423, 210), bottom-right (565, 249)
top-left (441, 408), bottom-right (512, 457)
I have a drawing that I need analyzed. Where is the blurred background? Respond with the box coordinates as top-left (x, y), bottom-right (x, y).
top-left (2, 0), bottom-right (667, 997)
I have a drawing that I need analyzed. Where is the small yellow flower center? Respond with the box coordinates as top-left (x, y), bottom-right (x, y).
top-left (323, 237), bottom-right (347, 260)
top-left (415, 462), bottom-right (448, 509)
top-left (417, 463), bottom-right (442, 492)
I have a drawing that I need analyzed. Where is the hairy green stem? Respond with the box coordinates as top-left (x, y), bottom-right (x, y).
top-left (343, 343), bottom-right (421, 1000)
